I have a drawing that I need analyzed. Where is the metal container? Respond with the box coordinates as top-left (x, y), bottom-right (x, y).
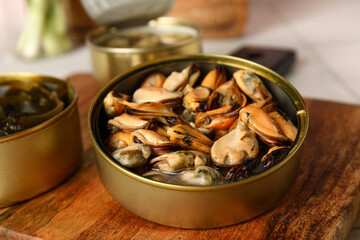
top-left (86, 17), bottom-right (202, 89)
top-left (88, 54), bottom-right (309, 229)
top-left (0, 74), bottom-right (83, 207)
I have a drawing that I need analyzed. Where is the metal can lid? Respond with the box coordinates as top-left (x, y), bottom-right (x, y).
top-left (80, 0), bottom-right (175, 28)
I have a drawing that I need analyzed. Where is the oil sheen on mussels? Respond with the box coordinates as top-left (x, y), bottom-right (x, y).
top-left (102, 64), bottom-right (298, 186)
top-left (0, 80), bottom-right (68, 137)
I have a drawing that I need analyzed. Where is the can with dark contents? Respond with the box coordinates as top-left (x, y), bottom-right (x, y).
top-left (0, 73), bottom-right (83, 207)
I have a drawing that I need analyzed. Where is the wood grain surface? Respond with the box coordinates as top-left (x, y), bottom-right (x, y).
top-left (0, 74), bottom-right (359, 240)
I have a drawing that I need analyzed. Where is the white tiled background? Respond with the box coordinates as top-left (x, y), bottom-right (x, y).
top-left (0, 0), bottom-right (359, 238)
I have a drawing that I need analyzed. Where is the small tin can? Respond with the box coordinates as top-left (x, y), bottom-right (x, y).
top-left (86, 17), bottom-right (202, 89)
top-left (0, 73), bottom-right (83, 207)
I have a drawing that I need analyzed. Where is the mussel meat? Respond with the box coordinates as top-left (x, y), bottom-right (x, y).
top-left (207, 79), bottom-right (247, 109)
top-left (103, 91), bottom-right (131, 117)
top-left (239, 106), bottom-right (288, 146)
top-left (124, 101), bottom-right (181, 125)
top-left (130, 129), bottom-right (180, 156)
top-left (195, 105), bottom-right (240, 131)
top-left (200, 66), bottom-right (227, 91)
top-left (183, 86), bottom-right (211, 112)
top-left (268, 111), bottom-right (297, 142)
top-left (167, 124), bottom-right (213, 152)
top-left (211, 121), bottom-right (259, 167)
top-left (261, 146), bottom-right (291, 168)
top-left (150, 150), bottom-right (209, 172)
top-left (140, 73), bottom-right (166, 88)
top-left (132, 87), bottom-right (183, 108)
top-left (179, 166), bottom-right (224, 186)
top-left (233, 70), bottom-right (272, 102)
top-left (105, 131), bottom-right (132, 152)
top-left (162, 64), bottom-right (200, 92)
top-left (107, 113), bottom-right (153, 133)
top-left (112, 144), bottom-right (151, 168)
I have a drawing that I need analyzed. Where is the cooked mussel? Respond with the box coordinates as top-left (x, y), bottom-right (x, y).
top-left (195, 105), bottom-right (240, 131)
top-left (261, 146), bottom-right (291, 168)
top-left (268, 111), bottom-right (297, 141)
top-left (167, 124), bottom-right (213, 152)
top-left (140, 73), bottom-right (166, 88)
top-left (233, 70), bottom-right (272, 102)
top-left (150, 150), bottom-right (209, 173)
top-left (124, 101), bottom-right (181, 125)
top-left (211, 121), bottom-right (259, 167)
top-left (103, 91), bottom-right (131, 117)
top-left (179, 166), bottom-right (224, 186)
top-left (105, 131), bottom-right (132, 152)
top-left (246, 97), bottom-right (276, 113)
top-left (162, 64), bottom-right (200, 92)
top-left (183, 86), bottom-right (211, 112)
top-left (111, 144), bottom-right (151, 168)
top-left (207, 79), bottom-right (247, 109)
top-left (132, 87), bottom-right (183, 108)
top-left (107, 113), bottom-right (153, 133)
top-left (200, 66), bottom-right (227, 91)
top-left (239, 106), bottom-right (289, 146)
top-left (130, 129), bottom-right (180, 156)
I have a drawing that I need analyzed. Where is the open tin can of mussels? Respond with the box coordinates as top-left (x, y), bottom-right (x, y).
top-left (84, 0), bottom-right (202, 89)
top-left (88, 54), bottom-right (309, 229)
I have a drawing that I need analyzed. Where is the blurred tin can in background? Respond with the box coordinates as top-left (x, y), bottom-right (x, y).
top-left (82, 0), bottom-right (202, 89)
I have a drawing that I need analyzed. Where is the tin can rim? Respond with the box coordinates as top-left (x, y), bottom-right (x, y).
top-left (86, 17), bottom-right (202, 54)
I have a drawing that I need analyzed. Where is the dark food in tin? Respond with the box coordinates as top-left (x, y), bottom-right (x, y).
top-left (102, 65), bottom-right (298, 186)
top-left (0, 81), bottom-right (68, 137)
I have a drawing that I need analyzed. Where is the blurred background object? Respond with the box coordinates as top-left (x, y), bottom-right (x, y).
top-left (0, 1), bottom-right (26, 54)
top-left (86, 17), bottom-right (202, 89)
top-left (15, 0), bottom-right (97, 60)
top-left (16, 0), bottom-right (72, 59)
top-left (80, 0), bottom-right (174, 28)
top-left (80, 0), bottom-right (202, 89)
top-left (166, 0), bottom-right (248, 38)
top-left (63, 0), bottom-right (98, 45)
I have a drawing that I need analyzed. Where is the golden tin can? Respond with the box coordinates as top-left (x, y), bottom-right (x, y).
top-left (0, 73), bottom-right (83, 207)
top-left (86, 17), bottom-right (202, 89)
top-left (88, 54), bottom-right (309, 229)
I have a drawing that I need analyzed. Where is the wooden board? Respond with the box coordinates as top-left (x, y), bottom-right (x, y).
top-left (0, 74), bottom-right (359, 240)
